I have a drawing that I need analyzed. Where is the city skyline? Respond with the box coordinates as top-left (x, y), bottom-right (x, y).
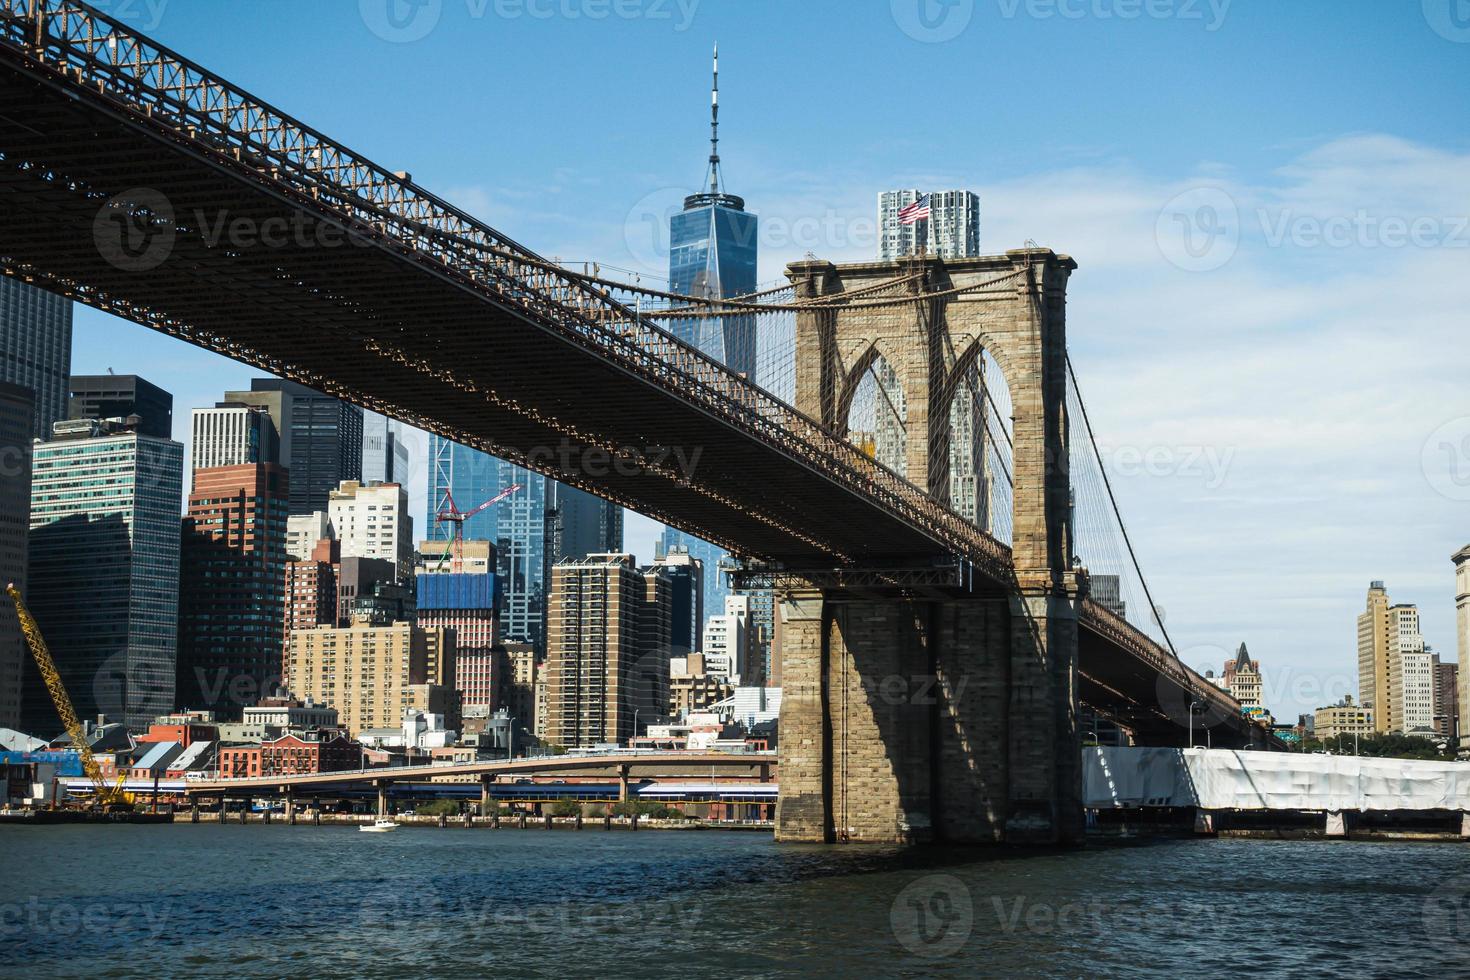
top-left (47, 2), bottom-right (1470, 726)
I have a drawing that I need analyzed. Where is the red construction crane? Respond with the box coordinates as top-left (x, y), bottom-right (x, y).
top-left (433, 483), bottom-right (522, 573)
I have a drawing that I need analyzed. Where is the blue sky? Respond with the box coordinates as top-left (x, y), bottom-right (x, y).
top-left (72, 0), bottom-right (1470, 719)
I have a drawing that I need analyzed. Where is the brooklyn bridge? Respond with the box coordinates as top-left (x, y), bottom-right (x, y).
top-left (0, 0), bottom-right (1273, 845)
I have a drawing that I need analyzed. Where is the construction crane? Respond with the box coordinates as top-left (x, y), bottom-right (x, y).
top-left (6, 583), bottom-right (131, 810)
top-left (432, 484), bottom-right (523, 573)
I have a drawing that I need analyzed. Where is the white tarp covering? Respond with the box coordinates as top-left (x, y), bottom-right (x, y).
top-left (1084, 746), bottom-right (1470, 811)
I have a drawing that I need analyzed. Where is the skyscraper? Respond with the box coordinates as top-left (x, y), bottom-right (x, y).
top-left (176, 463), bottom-right (290, 717)
top-left (702, 593), bottom-right (752, 684)
top-left (26, 416), bottom-right (183, 732)
top-left (362, 411), bottom-right (412, 485)
top-left (653, 548), bottom-right (704, 658)
top-left (545, 554), bottom-right (671, 748)
top-left (241, 380), bottom-right (363, 515)
top-left (1358, 581), bottom-right (1435, 736)
top-left (190, 401), bottom-right (280, 471)
top-left (662, 47), bottom-right (759, 626)
top-left (1388, 604), bottom-right (1433, 735)
top-left (1455, 546), bottom-right (1470, 751)
top-left (1432, 653), bottom-right (1458, 744)
top-left (0, 277), bottom-right (72, 440)
top-left (0, 381), bottom-right (33, 730)
top-left (427, 437), bottom-right (621, 650)
top-left (878, 189), bottom-right (981, 261)
top-left (1357, 580), bottom-right (1391, 733)
top-left (68, 374), bottom-right (174, 440)
top-left (327, 480), bottom-right (415, 582)
top-left (667, 47), bottom-right (759, 371)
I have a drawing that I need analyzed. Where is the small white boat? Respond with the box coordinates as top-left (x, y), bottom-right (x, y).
top-left (360, 819), bottom-right (398, 833)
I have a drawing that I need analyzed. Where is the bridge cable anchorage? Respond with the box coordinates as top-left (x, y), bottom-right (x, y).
top-left (1065, 353), bottom-right (1180, 661)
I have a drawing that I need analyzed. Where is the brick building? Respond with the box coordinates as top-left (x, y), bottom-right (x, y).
top-left (176, 463), bottom-right (290, 717)
top-left (216, 730), bottom-right (359, 779)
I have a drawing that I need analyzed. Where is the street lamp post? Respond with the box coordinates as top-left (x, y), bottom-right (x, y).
top-left (1189, 701), bottom-right (1203, 750)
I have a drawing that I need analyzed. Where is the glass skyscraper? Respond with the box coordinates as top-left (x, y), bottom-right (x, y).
top-left (427, 437), bottom-right (622, 651)
top-left (26, 418), bottom-right (184, 733)
top-left (0, 276), bottom-right (72, 440)
top-left (668, 202), bottom-right (758, 377)
top-left (662, 45), bottom-right (760, 629)
top-left (238, 379), bottom-right (363, 516)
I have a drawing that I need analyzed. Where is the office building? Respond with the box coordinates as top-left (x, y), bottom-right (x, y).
top-left (738, 585), bottom-right (775, 687)
top-left (0, 277), bottom-right (72, 439)
top-left (1221, 643), bottom-right (1262, 709)
top-left (190, 401), bottom-right (280, 471)
top-left (0, 382), bottom-right (33, 730)
top-left (67, 374), bottom-right (173, 439)
top-left (241, 379), bottom-right (362, 515)
top-left (327, 480), bottom-right (414, 581)
top-left (26, 416), bottom-right (183, 732)
top-left (1457, 547), bottom-right (1470, 750)
top-left (362, 411), bottom-right (412, 485)
top-left (659, 52), bottom-right (758, 617)
top-left (877, 189), bottom-right (981, 261)
top-left (503, 642), bottom-right (537, 733)
top-left (544, 554), bottom-right (671, 748)
top-left (416, 572), bottom-right (500, 709)
top-left (282, 537), bottom-right (398, 646)
top-left (1432, 654), bottom-right (1458, 743)
top-left (1090, 574), bottom-right (1127, 619)
top-left (286, 613), bottom-right (455, 737)
top-left (668, 46), bottom-right (758, 368)
top-left (656, 531), bottom-right (730, 632)
top-left (669, 652), bottom-right (733, 719)
top-left (426, 439), bottom-right (621, 648)
top-left (418, 538), bottom-right (495, 575)
top-left (176, 463), bottom-right (290, 717)
top-left (702, 594), bottom-right (751, 684)
top-left (654, 548), bottom-right (703, 657)
top-left (1382, 601), bottom-right (1431, 735)
top-left (1357, 581), bottom-right (1392, 733)
top-left (1311, 696), bottom-right (1373, 740)
top-left (286, 511), bottom-right (332, 561)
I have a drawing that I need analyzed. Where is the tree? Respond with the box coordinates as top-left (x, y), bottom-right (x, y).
top-left (414, 799), bottom-right (461, 816)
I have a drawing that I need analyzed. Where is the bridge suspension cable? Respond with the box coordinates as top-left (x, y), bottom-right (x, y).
top-left (1065, 355), bottom-right (1180, 659)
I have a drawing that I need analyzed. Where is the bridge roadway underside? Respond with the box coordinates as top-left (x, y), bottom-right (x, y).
top-left (0, 51), bottom-right (964, 570)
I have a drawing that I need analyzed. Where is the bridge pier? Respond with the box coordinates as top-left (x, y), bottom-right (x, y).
top-left (775, 587), bottom-right (1082, 846)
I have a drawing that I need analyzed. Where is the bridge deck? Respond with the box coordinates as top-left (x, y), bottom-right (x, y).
top-left (0, 2), bottom-right (1010, 579)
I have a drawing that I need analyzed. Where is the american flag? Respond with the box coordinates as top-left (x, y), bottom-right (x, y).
top-left (897, 193), bottom-right (931, 225)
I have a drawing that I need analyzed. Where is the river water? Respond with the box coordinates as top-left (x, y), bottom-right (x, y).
top-left (2, 826), bottom-right (1467, 978)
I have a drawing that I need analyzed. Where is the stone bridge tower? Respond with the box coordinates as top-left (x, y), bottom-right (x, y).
top-left (772, 248), bottom-right (1084, 845)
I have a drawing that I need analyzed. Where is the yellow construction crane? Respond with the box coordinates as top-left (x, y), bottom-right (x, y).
top-left (6, 583), bottom-right (131, 809)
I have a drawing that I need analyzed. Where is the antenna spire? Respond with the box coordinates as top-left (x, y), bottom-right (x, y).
top-left (708, 44), bottom-right (720, 194)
